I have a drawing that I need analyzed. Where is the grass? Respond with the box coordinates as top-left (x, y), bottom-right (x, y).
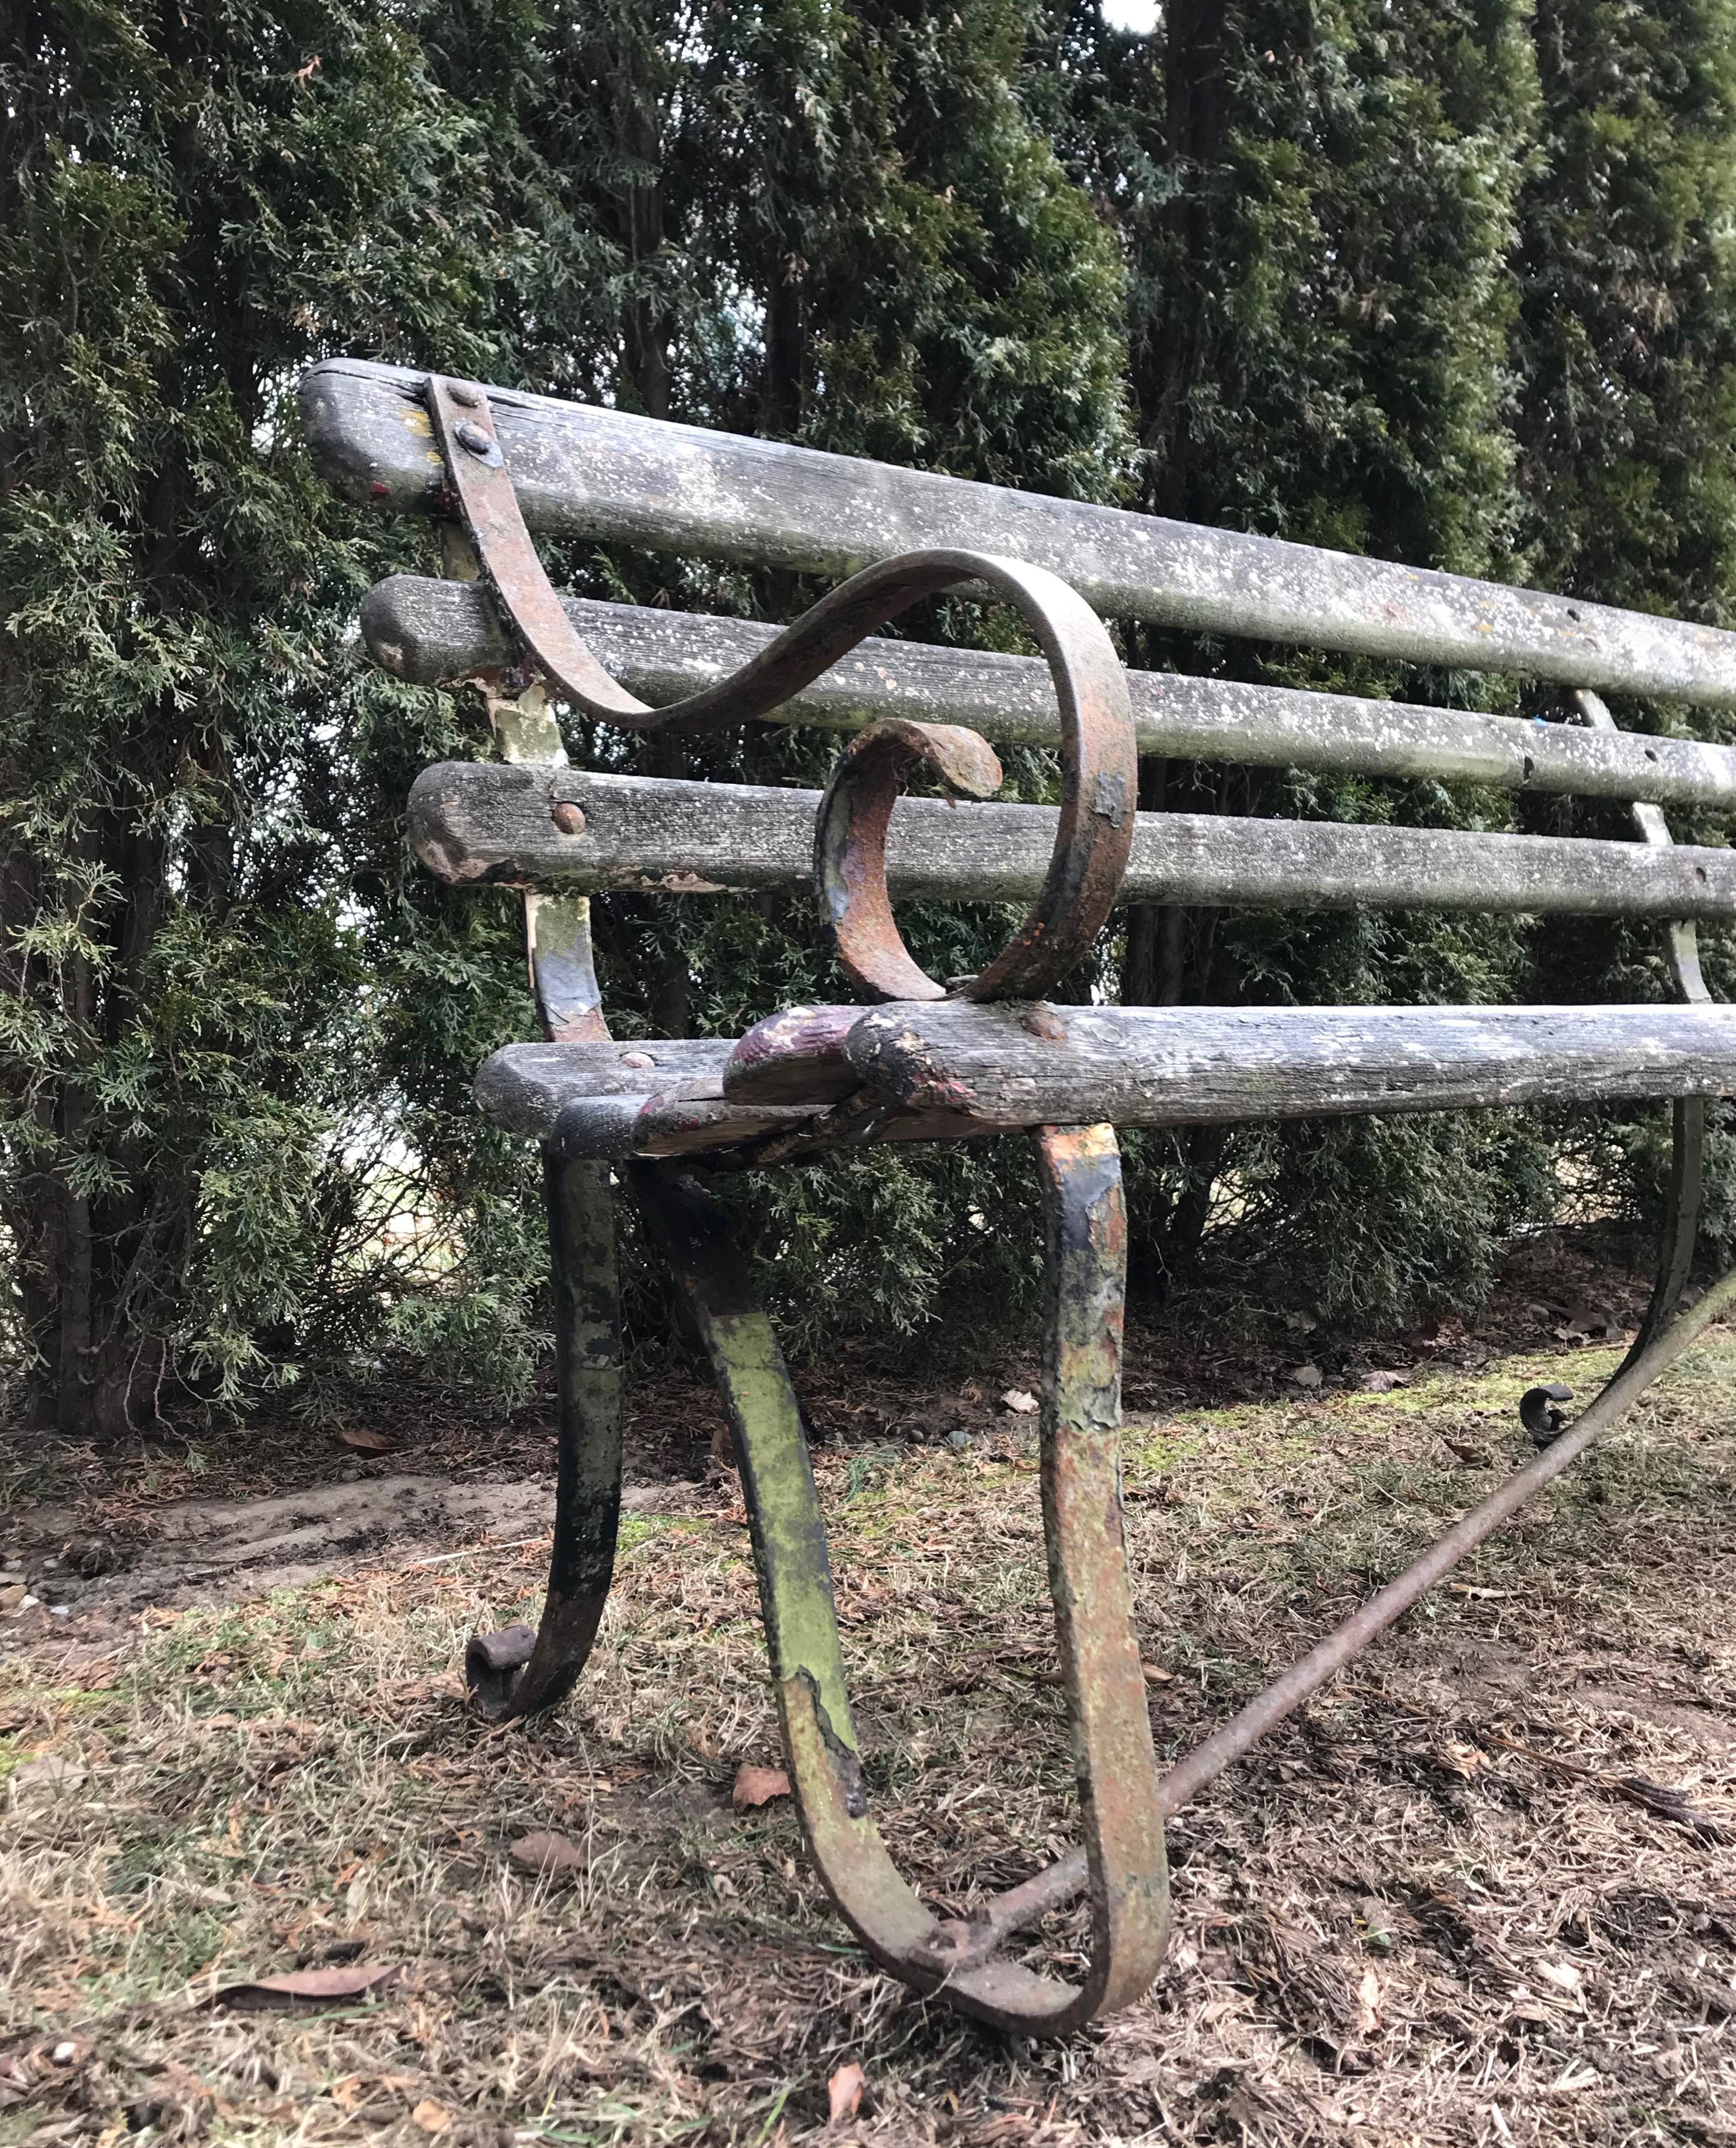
top-left (2, 1336), bottom-right (1734, 2144)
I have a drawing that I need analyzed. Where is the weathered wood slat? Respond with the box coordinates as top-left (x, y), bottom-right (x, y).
top-left (409, 761), bottom-right (1736, 919)
top-left (842, 1001), bottom-right (1736, 1129)
top-left (364, 575), bottom-right (1736, 811)
top-left (473, 1002), bottom-right (1736, 1143)
top-left (304, 358), bottom-right (1736, 704)
top-left (471, 1039), bottom-right (731, 1139)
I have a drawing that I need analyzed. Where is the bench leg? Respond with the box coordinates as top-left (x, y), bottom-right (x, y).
top-left (1626, 1095), bottom-right (1705, 1364)
top-left (466, 1154), bottom-right (624, 1721)
top-left (630, 1129), bottom-right (1169, 2036)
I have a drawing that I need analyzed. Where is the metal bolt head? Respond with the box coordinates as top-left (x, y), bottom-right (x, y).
top-left (551, 802), bottom-right (587, 836)
top-left (448, 381), bottom-right (482, 408)
top-left (454, 418), bottom-right (497, 458)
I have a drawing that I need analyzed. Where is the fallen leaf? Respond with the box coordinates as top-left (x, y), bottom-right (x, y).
top-left (336, 1427), bottom-right (399, 1453)
top-left (1437, 1739), bottom-right (1486, 1777)
top-left (1141, 1663), bottom-right (1174, 1684)
top-left (828, 2062), bottom-right (866, 2125)
top-left (1000, 1388), bottom-right (1038, 1414)
top-left (412, 2100), bottom-right (452, 2135)
top-left (1358, 1370), bottom-right (1408, 1392)
top-left (207, 1964), bottom-right (399, 2010)
top-left (732, 1762), bottom-right (792, 1813)
top-left (1442, 1437), bottom-right (1492, 1467)
top-left (1536, 1957), bottom-right (1584, 1995)
top-left (1355, 1966), bottom-right (1381, 2034)
top-left (507, 1830), bottom-right (587, 1878)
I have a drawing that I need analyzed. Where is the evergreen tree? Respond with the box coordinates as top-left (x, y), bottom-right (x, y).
top-left (1511, 0), bottom-right (1736, 1252)
top-left (0, 0), bottom-right (564, 1436)
top-left (400, 0), bottom-right (1138, 1352)
top-left (1041, 0), bottom-right (1552, 1322)
top-left (0, 0), bottom-right (1134, 1430)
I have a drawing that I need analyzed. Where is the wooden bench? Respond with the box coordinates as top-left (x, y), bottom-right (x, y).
top-left (301, 358), bottom-right (1736, 2036)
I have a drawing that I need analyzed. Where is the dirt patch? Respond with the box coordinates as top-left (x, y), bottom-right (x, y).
top-left (3, 1327), bottom-right (1733, 2144)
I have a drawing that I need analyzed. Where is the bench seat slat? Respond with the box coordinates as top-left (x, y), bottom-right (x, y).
top-left (365, 576), bottom-right (1736, 811)
top-left (304, 358), bottom-right (1736, 705)
top-left (410, 762), bottom-right (1736, 920)
top-left (472, 1039), bottom-right (730, 1139)
top-left (845, 1002), bottom-right (1736, 1129)
top-left (476, 1002), bottom-right (1736, 1147)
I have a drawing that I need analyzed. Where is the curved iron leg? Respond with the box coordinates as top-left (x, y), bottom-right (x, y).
top-left (1573, 692), bottom-right (1709, 1369)
top-left (630, 1130), bottom-right (1169, 2036)
top-left (1625, 1095), bottom-right (1705, 1366)
top-left (467, 1153), bottom-right (623, 1720)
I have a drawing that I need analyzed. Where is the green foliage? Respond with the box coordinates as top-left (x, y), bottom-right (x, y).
top-left (1034, 0), bottom-right (1562, 1322)
top-left (9, 0), bottom-right (1736, 1429)
top-left (1511, 0), bottom-right (1736, 1261)
top-left (0, 0), bottom-right (556, 1435)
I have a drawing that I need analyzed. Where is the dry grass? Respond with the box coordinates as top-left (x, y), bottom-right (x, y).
top-left (2, 1334), bottom-right (1734, 2146)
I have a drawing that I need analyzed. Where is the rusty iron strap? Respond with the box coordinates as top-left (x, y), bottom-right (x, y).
top-left (810, 565), bottom-right (1137, 1002)
top-left (941, 1259), bottom-right (1736, 1966)
top-left (427, 370), bottom-right (1135, 753)
top-left (629, 1133), bottom-right (1168, 2036)
top-left (428, 375), bottom-right (1137, 1000)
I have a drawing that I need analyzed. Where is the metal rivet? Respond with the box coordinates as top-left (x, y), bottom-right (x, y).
top-left (448, 382), bottom-right (482, 408)
top-left (551, 802), bottom-right (587, 836)
top-left (455, 419), bottom-right (494, 456)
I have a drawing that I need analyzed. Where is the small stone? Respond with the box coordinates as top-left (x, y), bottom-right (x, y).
top-left (1287, 1363), bottom-right (1324, 1390)
top-left (51, 2041), bottom-right (76, 2065)
top-left (621, 1051), bottom-right (655, 1068)
top-left (944, 1427), bottom-right (972, 1451)
top-left (48, 1604), bottom-right (69, 1618)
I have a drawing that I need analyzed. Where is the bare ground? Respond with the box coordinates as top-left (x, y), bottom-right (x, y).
top-left (2, 1254), bottom-right (1733, 2146)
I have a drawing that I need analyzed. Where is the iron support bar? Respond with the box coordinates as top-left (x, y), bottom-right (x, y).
top-left (941, 1260), bottom-right (1736, 1964)
top-left (1577, 690), bottom-right (1709, 1360)
top-left (443, 431), bottom-right (623, 1715)
top-left (629, 1134), bottom-right (1169, 2036)
top-left (467, 1154), bottom-right (623, 1718)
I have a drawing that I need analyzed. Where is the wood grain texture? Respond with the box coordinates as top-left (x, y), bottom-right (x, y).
top-left (303, 357), bottom-right (1736, 704)
top-left (363, 575), bottom-right (1736, 811)
top-left (409, 760), bottom-right (1736, 920)
top-left (474, 1001), bottom-right (1736, 1142)
top-left (472, 1038), bottom-right (731, 1138)
top-left (843, 1001), bottom-right (1736, 1129)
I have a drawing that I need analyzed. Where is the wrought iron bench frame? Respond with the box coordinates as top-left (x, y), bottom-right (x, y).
top-left (302, 358), bottom-right (1736, 2036)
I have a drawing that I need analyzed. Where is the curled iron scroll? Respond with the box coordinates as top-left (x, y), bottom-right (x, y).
top-left (813, 556), bottom-right (1137, 1002)
top-left (427, 374), bottom-right (1137, 997)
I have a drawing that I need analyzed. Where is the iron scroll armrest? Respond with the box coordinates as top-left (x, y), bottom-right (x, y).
top-left (426, 372), bottom-right (1139, 1007)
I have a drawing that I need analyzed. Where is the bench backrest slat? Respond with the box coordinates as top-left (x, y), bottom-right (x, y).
top-left (367, 574), bottom-right (1736, 811)
top-left (410, 763), bottom-right (1736, 920)
top-left (304, 359), bottom-right (1736, 706)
